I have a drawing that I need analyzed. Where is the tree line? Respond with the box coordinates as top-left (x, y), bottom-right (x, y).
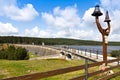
top-left (0, 36), bottom-right (120, 46)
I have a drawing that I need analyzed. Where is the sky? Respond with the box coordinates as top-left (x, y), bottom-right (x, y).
top-left (0, 0), bottom-right (120, 41)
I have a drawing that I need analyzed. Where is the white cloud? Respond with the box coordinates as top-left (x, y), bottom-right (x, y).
top-left (99, 0), bottom-right (120, 41)
top-left (23, 26), bottom-right (97, 41)
top-left (42, 5), bottom-right (81, 29)
top-left (80, 8), bottom-right (95, 28)
top-left (21, 1), bottom-right (120, 41)
top-left (109, 34), bottom-right (120, 41)
top-left (40, 5), bottom-right (101, 41)
top-left (75, 0), bottom-right (120, 41)
top-left (41, 5), bottom-right (105, 41)
top-left (110, 10), bottom-right (120, 33)
top-left (1, 0), bottom-right (119, 41)
top-left (23, 26), bottom-right (53, 38)
top-left (101, 0), bottom-right (120, 10)
top-left (0, 22), bottom-right (18, 35)
top-left (0, 0), bottom-right (38, 21)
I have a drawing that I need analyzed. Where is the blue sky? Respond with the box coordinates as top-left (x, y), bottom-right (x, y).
top-left (0, 0), bottom-right (120, 41)
top-left (17, 0), bottom-right (100, 15)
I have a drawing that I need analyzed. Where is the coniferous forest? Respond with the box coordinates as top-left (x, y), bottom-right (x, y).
top-left (0, 36), bottom-right (120, 46)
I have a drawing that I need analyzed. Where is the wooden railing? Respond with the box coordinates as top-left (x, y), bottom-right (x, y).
top-left (2, 58), bottom-right (120, 80)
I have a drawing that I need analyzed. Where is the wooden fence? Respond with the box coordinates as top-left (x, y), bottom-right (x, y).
top-left (2, 58), bottom-right (120, 80)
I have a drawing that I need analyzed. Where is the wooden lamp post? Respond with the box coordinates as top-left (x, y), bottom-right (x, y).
top-left (92, 5), bottom-right (111, 65)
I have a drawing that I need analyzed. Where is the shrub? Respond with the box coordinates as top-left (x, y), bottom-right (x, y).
top-left (0, 45), bottom-right (29, 60)
top-left (15, 47), bottom-right (29, 60)
top-left (110, 50), bottom-right (120, 58)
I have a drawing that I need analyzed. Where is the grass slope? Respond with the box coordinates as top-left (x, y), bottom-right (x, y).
top-left (0, 59), bottom-right (85, 79)
top-left (0, 59), bottom-right (120, 80)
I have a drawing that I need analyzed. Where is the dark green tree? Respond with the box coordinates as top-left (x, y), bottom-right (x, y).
top-left (16, 47), bottom-right (29, 60)
top-left (110, 50), bottom-right (120, 58)
top-left (0, 45), bottom-right (29, 60)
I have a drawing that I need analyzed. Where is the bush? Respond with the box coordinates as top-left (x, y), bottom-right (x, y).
top-left (110, 50), bottom-right (120, 58)
top-left (0, 45), bottom-right (29, 60)
top-left (15, 47), bottom-right (29, 60)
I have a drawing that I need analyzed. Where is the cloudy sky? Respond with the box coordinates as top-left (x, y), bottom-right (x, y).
top-left (0, 0), bottom-right (120, 41)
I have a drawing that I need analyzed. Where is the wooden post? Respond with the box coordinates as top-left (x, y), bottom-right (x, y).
top-left (85, 59), bottom-right (88, 80)
top-left (92, 5), bottom-right (111, 66)
top-left (95, 16), bottom-right (110, 65)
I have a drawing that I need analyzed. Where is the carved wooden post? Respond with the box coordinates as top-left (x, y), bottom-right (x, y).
top-left (92, 5), bottom-right (111, 65)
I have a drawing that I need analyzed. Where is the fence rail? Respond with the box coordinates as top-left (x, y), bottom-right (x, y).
top-left (71, 64), bottom-right (120, 80)
top-left (2, 58), bottom-right (120, 80)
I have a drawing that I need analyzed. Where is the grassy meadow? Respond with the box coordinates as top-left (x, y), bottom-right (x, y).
top-left (0, 59), bottom-right (85, 80)
top-left (0, 59), bottom-right (120, 80)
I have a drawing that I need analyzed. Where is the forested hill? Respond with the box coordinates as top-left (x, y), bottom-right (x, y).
top-left (0, 36), bottom-right (120, 46)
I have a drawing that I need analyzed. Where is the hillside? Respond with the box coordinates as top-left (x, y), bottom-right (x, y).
top-left (0, 36), bottom-right (120, 46)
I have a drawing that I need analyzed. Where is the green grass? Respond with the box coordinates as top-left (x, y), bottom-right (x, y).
top-left (109, 67), bottom-right (120, 80)
top-left (29, 52), bottom-right (38, 58)
top-left (1, 59), bottom-right (120, 80)
top-left (41, 70), bottom-right (84, 80)
top-left (0, 59), bottom-right (85, 79)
